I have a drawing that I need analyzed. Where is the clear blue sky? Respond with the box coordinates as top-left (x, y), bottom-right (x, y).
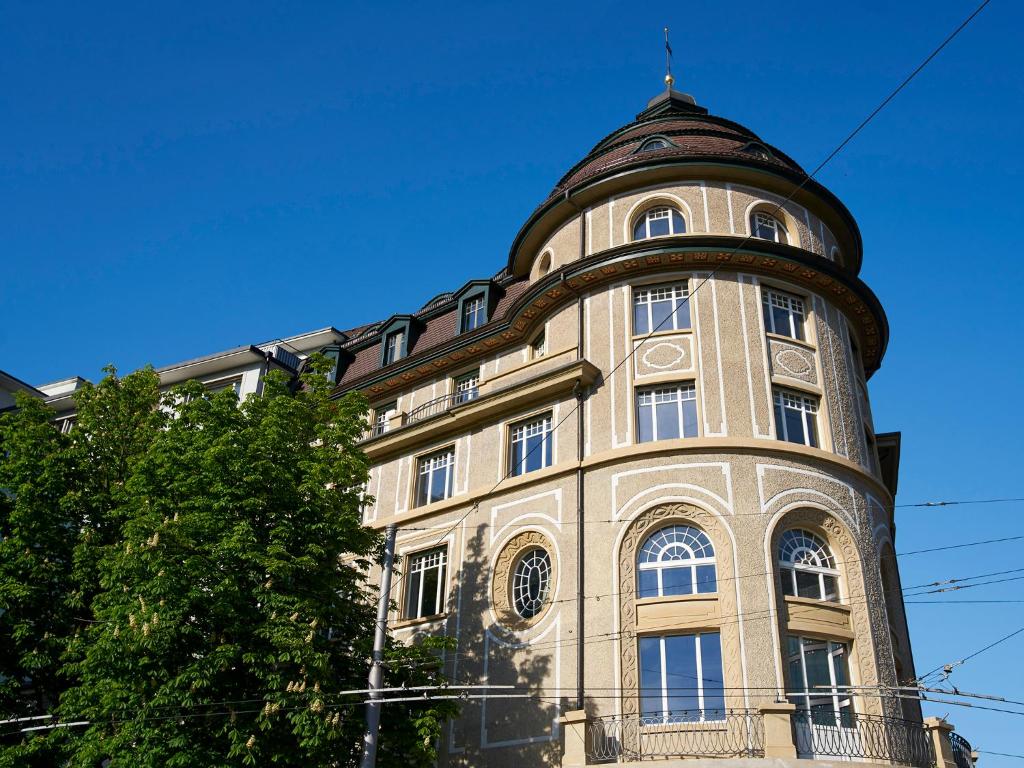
top-left (2, 0), bottom-right (1022, 760)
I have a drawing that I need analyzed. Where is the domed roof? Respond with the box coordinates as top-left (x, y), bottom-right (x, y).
top-left (547, 89), bottom-right (806, 201)
top-left (507, 87), bottom-right (863, 277)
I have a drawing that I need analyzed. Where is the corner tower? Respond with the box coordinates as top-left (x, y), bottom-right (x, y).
top-left (335, 85), bottom-right (971, 768)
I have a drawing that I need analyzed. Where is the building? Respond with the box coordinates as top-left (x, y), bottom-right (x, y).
top-left (329, 83), bottom-right (975, 768)
top-left (30, 326), bottom-right (350, 430)
top-left (0, 369), bottom-right (45, 411)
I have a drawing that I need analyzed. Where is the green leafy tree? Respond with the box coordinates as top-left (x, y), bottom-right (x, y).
top-left (1, 362), bottom-right (455, 767)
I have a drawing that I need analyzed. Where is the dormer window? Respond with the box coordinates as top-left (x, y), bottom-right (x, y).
top-left (741, 142), bottom-right (772, 161)
top-left (632, 206), bottom-right (686, 241)
top-left (462, 294), bottom-right (486, 332)
top-left (383, 329), bottom-right (404, 365)
top-left (638, 137), bottom-right (672, 152)
top-left (455, 280), bottom-right (500, 335)
top-left (751, 211), bottom-right (788, 244)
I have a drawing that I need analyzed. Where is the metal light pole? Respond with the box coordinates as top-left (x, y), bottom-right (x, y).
top-left (360, 523), bottom-right (397, 768)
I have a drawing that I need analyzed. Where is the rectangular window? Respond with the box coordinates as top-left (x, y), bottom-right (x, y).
top-left (636, 384), bottom-right (698, 443)
top-left (415, 447), bottom-right (455, 506)
top-left (639, 632), bottom-right (725, 722)
top-left (773, 390), bottom-right (818, 447)
top-left (404, 546), bottom-right (447, 619)
top-left (762, 288), bottom-right (806, 340)
top-left (453, 370), bottom-right (480, 404)
top-left (372, 402), bottom-right (397, 436)
top-left (206, 377), bottom-right (242, 396)
top-left (509, 413), bottom-right (553, 477)
top-left (633, 283), bottom-right (691, 335)
top-left (786, 636), bottom-right (853, 722)
top-left (462, 295), bottom-right (486, 332)
top-left (383, 330), bottom-right (404, 365)
top-left (530, 329), bottom-right (546, 359)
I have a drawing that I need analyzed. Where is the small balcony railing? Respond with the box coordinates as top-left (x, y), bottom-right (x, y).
top-left (792, 710), bottom-right (934, 768)
top-left (586, 711), bottom-right (764, 763)
top-left (949, 731), bottom-right (974, 768)
top-left (405, 390), bottom-right (478, 425)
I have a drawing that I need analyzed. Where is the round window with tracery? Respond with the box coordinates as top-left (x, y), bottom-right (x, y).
top-left (512, 548), bottom-right (552, 619)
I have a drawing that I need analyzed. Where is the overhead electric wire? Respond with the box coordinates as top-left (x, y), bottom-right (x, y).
top-left (391, 495), bottom-right (1024, 530)
top-left (916, 625), bottom-right (1024, 684)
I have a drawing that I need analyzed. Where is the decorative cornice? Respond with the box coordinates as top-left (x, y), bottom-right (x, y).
top-left (335, 236), bottom-right (887, 400)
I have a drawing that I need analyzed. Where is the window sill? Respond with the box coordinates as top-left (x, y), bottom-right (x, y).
top-left (783, 595), bottom-right (848, 611)
top-left (782, 595), bottom-right (853, 640)
top-left (392, 613), bottom-right (447, 631)
top-left (766, 331), bottom-right (816, 352)
top-left (636, 593), bottom-right (718, 606)
top-left (632, 327), bottom-right (694, 341)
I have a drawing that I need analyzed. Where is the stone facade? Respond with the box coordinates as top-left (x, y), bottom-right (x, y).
top-left (347, 90), bottom-right (928, 766)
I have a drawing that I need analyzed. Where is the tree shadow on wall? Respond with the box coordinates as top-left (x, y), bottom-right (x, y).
top-left (438, 523), bottom-right (570, 767)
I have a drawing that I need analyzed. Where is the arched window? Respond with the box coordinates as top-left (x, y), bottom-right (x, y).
top-left (778, 529), bottom-right (839, 602)
top-left (638, 137), bottom-right (672, 152)
top-left (750, 211), bottom-right (788, 244)
top-left (637, 524), bottom-right (716, 598)
top-left (633, 206), bottom-right (686, 241)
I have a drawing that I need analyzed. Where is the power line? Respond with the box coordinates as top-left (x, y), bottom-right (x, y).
top-left (392, 496), bottom-right (1024, 529)
top-left (917, 625), bottom-right (1024, 684)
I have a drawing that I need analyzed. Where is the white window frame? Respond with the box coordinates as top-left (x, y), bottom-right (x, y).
top-left (636, 384), bottom-right (698, 442)
top-left (383, 329), bottom-right (404, 365)
top-left (512, 548), bottom-right (552, 619)
top-left (762, 288), bottom-right (806, 340)
top-left (462, 294), bottom-right (486, 332)
top-left (778, 529), bottom-right (840, 603)
top-left (633, 206), bottom-right (686, 241)
top-left (751, 211), bottom-right (788, 243)
top-left (509, 412), bottom-right (553, 477)
top-left (404, 546), bottom-right (448, 620)
top-left (637, 525), bottom-right (717, 597)
top-left (453, 369), bottom-right (480, 404)
top-left (530, 329), bottom-right (547, 359)
top-left (415, 447), bottom-right (455, 507)
top-left (787, 636), bottom-right (853, 716)
top-left (773, 389), bottom-right (819, 447)
top-left (632, 282), bottom-right (691, 335)
top-left (373, 401), bottom-right (397, 436)
top-left (640, 632), bottom-right (724, 723)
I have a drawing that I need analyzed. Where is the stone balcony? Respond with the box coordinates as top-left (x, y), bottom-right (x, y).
top-left (560, 706), bottom-right (975, 768)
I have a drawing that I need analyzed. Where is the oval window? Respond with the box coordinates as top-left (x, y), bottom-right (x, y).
top-left (512, 548), bottom-right (552, 618)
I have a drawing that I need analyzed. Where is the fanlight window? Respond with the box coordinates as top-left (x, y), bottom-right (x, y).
top-left (633, 206), bottom-right (686, 241)
top-left (513, 548), bottom-right (552, 618)
top-left (779, 529), bottom-right (839, 602)
top-left (638, 137), bottom-right (672, 152)
top-left (637, 525), bottom-right (717, 598)
top-left (751, 211), bottom-right (788, 243)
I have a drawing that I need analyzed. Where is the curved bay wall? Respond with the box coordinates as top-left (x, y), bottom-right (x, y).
top-left (362, 180), bottom-right (906, 763)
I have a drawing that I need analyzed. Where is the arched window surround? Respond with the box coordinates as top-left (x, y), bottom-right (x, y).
top-left (637, 524), bottom-right (717, 598)
top-left (634, 135), bottom-right (678, 154)
top-left (616, 502), bottom-right (743, 720)
top-left (766, 506), bottom-right (892, 719)
top-left (744, 200), bottom-right (799, 248)
top-left (623, 194), bottom-right (694, 245)
top-left (778, 528), bottom-right (840, 602)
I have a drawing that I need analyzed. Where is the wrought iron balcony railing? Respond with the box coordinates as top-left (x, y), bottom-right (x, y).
top-left (586, 711), bottom-right (765, 763)
top-left (792, 710), bottom-right (934, 768)
top-left (949, 731), bottom-right (974, 768)
top-left (405, 389), bottom-right (478, 425)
